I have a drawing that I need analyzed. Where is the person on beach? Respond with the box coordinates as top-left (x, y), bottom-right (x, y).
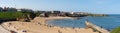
top-left (10, 30), bottom-right (17, 33)
top-left (73, 27), bottom-right (75, 29)
top-left (8, 23), bottom-right (12, 27)
top-left (58, 30), bottom-right (62, 33)
top-left (37, 22), bottom-right (41, 25)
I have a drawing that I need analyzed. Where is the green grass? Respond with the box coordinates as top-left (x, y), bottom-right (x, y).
top-left (111, 27), bottom-right (120, 33)
top-left (0, 12), bottom-right (24, 19)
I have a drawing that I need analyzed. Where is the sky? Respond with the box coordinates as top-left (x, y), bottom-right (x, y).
top-left (0, 0), bottom-right (120, 14)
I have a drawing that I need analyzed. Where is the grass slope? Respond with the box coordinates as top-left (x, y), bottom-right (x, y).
top-left (111, 27), bottom-right (120, 33)
top-left (0, 12), bottom-right (24, 19)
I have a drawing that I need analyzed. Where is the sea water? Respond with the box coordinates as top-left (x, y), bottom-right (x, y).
top-left (47, 14), bottom-right (120, 31)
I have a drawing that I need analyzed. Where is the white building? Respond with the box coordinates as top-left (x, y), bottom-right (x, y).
top-left (18, 8), bottom-right (33, 12)
top-left (70, 12), bottom-right (74, 14)
top-left (17, 9), bottom-right (22, 12)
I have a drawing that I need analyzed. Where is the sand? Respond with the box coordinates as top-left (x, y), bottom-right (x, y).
top-left (1, 17), bottom-right (99, 33)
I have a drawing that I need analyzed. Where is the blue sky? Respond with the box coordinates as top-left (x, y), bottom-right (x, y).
top-left (0, 0), bottom-right (120, 14)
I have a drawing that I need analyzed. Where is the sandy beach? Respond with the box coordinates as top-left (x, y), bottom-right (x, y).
top-left (1, 17), bottom-right (99, 33)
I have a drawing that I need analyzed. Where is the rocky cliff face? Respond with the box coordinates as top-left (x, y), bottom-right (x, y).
top-left (17, 14), bottom-right (31, 22)
top-left (0, 18), bottom-right (17, 24)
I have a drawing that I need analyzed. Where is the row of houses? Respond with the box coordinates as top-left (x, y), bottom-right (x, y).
top-left (0, 7), bottom-right (33, 12)
top-left (0, 7), bottom-right (87, 14)
top-left (38, 11), bottom-right (88, 17)
top-left (0, 7), bottom-right (88, 17)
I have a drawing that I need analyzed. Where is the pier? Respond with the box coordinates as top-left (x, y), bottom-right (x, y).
top-left (85, 21), bottom-right (110, 33)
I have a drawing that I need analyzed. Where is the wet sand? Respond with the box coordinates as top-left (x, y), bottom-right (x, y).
top-left (1, 17), bottom-right (99, 33)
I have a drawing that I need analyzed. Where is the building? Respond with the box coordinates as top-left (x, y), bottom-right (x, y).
top-left (17, 9), bottom-right (22, 12)
top-left (35, 11), bottom-right (46, 14)
top-left (3, 7), bottom-right (17, 12)
top-left (50, 11), bottom-right (61, 16)
top-left (74, 12), bottom-right (88, 15)
top-left (51, 11), bottom-right (61, 14)
top-left (18, 8), bottom-right (33, 12)
top-left (0, 7), bottom-right (3, 12)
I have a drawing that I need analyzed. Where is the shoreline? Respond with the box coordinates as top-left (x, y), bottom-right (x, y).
top-left (46, 17), bottom-right (74, 20)
top-left (45, 17), bottom-right (83, 28)
top-left (1, 17), bottom-right (99, 33)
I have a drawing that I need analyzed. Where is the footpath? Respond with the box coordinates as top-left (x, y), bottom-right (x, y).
top-left (0, 25), bottom-right (10, 33)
